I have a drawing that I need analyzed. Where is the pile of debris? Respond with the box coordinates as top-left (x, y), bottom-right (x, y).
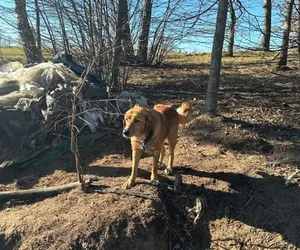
top-left (0, 53), bottom-right (148, 154)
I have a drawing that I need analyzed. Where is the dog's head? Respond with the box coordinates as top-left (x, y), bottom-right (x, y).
top-left (122, 106), bottom-right (153, 140)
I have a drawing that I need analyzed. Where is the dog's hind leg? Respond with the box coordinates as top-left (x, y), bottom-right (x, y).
top-left (165, 126), bottom-right (179, 175)
top-left (151, 148), bottom-right (161, 186)
top-left (122, 147), bottom-right (142, 189)
top-left (158, 146), bottom-right (165, 169)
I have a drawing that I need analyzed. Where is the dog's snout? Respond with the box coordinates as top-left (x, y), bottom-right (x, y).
top-left (123, 129), bottom-right (129, 137)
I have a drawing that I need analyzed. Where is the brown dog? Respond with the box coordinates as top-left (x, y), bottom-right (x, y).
top-left (122, 102), bottom-right (192, 189)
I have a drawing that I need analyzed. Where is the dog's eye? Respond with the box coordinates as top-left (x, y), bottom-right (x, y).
top-left (133, 119), bottom-right (139, 123)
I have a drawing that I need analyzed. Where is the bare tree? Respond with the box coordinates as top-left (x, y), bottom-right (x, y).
top-left (137, 0), bottom-right (153, 64)
top-left (121, 0), bottom-right (135, 62)
top-left (261, 0), bottom-right (272, 51)
top-left (227, 0), bottom-right (236, 56)
top-left (278, 0), bottom-right (295, 68)
top-left (111, 0), bottom-right (126, 88)
top-left (15, 0), bottom-right (42, 63)
top-left (34, 0), bottom-right (43, 60)
top-left (55, 0), bottom-right (70, 54)
top-left (205, 0), bottom-right (228, 115)
top-left (6, 0), bottom-right (230, 88)
top-left (298, 0), bottom-right (300, 67)
top-left (39, 0), bottom-right (58, 55)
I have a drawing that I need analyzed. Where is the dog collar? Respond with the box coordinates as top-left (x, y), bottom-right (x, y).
top-left (142, 129), bottom-right (154, 151)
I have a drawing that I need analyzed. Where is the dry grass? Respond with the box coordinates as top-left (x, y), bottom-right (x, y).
top-left (0, 47), bottom-right (25, 64)
top-left (0, 46), bottom-right (53, 66)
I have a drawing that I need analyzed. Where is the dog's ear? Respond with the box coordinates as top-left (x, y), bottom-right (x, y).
top-left (144, 112), bottom-right (154, 134)
top-left (122, 115), bottom-right (126, 128)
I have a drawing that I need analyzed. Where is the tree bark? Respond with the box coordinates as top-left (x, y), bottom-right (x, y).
top-left (111, 0), bottom-right (125, 88)
top-left (137, 0), bottom-right (153, 64)
top-left (227, 0), bottom-right (235, 57)
top-left (15, 0), bottom-right (42, 63)
top-left (121, 0), bottom-right (135, 62)
top-left (278, 0), bottom-right (294, 68)
top-left (34, 0), bottom-right (43, 61)
top-left (297, 0), bottom-right (300, 68)
top-left (261, 0), bottom-right (272, 51)
top-left (204, 0), bottom-right (228, 115)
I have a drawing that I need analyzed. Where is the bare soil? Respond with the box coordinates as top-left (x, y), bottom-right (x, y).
top-left (1, 54), bottom-right (300, 249)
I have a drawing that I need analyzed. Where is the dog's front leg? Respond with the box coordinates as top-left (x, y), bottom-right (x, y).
top-left (151, 149), bottom-right (161, 186)
top-left (122, 147), bottom-right (142, 189)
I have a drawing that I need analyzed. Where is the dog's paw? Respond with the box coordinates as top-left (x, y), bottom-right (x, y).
top-left (151, 179), bottom-right (160, 186)
top-left (164, 168), bottom-right (173, 175)
top-left (158, 162), bottom-right (165, 170)
top-left (122, 179), bottom-right (135, 189)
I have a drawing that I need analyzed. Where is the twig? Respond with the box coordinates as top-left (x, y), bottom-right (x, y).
top-left (70, 93), bottom-right (84, 185)
top-left (193, 197), bottom-right (202, 224)
top-left (188, 196), bottom-right (207, 225)
top-left (174, 173), bottom-right (182, 192)
top-left (285, 169), bottom-right (300, 187)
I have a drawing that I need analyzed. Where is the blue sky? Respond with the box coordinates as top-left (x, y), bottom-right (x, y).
top-left (176, 1), bottom-right (284, 52)
top-left (0, 0), bottom-right (286, 53)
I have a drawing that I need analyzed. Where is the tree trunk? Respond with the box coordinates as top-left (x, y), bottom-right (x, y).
top-left (261, 0), bottom-right (272, 51)
top-left (297, 0), bottom-right (300, 68)
top-left (15, 0), bottom-right (42, 63)
top-left (278, 0), bottom-right (294, 68)
top-left (204, 0), bottom-right (228, 115)
top-left (121, 0), bottom-right (135, 62)
top-left (34, 0), bottom-right (43, 61)
top-left (137, 0), bottom-right (153, 64)
top-left (111, 0), bottom-right (125, 88)
top-left (227, 0), bottom-right (235, 57)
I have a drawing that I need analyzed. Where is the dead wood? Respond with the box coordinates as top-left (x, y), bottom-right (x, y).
top-left (0, 182), bottom-right (80, 202)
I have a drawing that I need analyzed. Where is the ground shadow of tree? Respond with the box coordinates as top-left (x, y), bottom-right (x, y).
top-left (222, 116), bottom-right (300, 142)
top-left (65, 162), bottom-right (300, 249)
top-left (188, 113), bottom-right (300, 163)
top-left (173, 166), bottom-right (300, 249)
top-left (0, 132), bottom-right (131, 188)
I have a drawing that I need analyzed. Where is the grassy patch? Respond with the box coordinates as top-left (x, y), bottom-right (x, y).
top-left (0, 46), bottom-right (53, 65)
top-left (0, 46), bottom-right (25, 64)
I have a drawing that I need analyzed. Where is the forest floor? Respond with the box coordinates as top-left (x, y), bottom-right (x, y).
top-left (0, 51), bottom-right (300, 249)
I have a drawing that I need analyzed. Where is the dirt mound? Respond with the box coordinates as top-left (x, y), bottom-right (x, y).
top-left (0, 181), bottom-right (207, 250)
top-left (0, 187), bottom-right (168, 250)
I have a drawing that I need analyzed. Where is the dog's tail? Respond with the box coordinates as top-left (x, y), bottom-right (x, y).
top-left (177, 102), bottom-right (193, 125)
